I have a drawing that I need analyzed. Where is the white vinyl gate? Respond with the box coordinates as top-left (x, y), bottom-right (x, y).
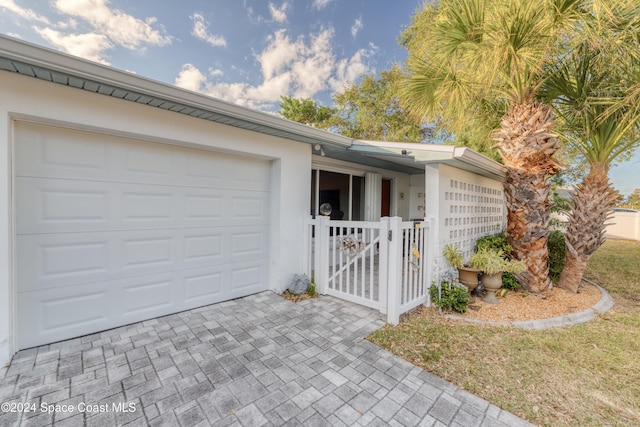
top-left (304, 216), bottom-right (434, 324)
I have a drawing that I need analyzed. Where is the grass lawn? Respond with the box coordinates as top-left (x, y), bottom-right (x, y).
top-left (368, 239), bottom-right (640, 427)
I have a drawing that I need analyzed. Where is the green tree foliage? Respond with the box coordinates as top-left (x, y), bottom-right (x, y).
top-left (620, 189), bottom-right (640, 209)
top-left (278, 96), bottom-right (334, 127)
top-left (278, 65), bottom-right (430, 142)
top-left (329, 65), bottom-right (428, 142)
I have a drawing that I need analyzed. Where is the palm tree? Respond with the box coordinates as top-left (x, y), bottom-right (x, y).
top-left (402, 0), bottom-right (578, 292)
top-left (543, 45), bottom-right (640, 292)
top-left (401, 0), bottom-right (638, 293)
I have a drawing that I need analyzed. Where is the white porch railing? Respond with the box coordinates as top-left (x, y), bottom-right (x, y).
top-left (304, 216), bottom-right (433, 324)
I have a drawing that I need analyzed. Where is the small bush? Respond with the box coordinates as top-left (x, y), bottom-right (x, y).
top-left (429, 282), bottom-right (469, 313)
top-left (501, 272), bottom-right (520, 290)
top-left (476, 232), bottom-right (513, 253)
top-left (307, 280), bottom-right (317, 297)
top-left (548, 230), bottom-right (566, 282)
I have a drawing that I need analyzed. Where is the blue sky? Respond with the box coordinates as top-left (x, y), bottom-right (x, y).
top-left (0, 0), bottom-right (638, 196)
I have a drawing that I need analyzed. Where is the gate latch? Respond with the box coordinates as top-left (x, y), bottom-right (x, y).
top-left (388, 230), bottom-right (392, 241)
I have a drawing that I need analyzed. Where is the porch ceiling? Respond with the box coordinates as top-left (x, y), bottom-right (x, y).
top-left (349, 141), bottom-right (506, 180)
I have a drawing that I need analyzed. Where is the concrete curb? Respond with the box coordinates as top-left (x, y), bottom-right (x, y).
top-left (445, 280), bottom-right (615, 330)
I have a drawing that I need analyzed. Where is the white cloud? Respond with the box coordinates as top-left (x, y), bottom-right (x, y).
top-left (174, 63), bottom-right (207, 92)
top-left (52, 0), bottom-right (171, 49)
top-left (331, 47), bottom-right (373, 91)
top-left (34, 27), bottom-right (112, 64)
top-left (0, 0), bottom-right (50, 23)
top-left (174, 27), bottom-right (376, 111)
top-left (190, 13), bottom-right (226, 47)
top-left (351, 17), bottom-right (363, 38)
top-left (269, 2), bottom-right (289, 23)
top-left (312, 0), bottom-right (332, 10)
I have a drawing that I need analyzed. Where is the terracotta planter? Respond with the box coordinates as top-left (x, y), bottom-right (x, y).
top-left (481, 272), bottom-right (502, 304)
top-left (457, 266), bottom-right (481, 292)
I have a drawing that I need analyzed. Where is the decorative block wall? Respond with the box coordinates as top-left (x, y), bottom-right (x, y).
top-left (438, 164), bottom-right (506, 263)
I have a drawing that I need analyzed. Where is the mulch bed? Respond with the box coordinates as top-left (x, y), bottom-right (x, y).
top-left (280, 290), bottom-right (318, 303)
top-left (457, 282), bottom-right (602, 322)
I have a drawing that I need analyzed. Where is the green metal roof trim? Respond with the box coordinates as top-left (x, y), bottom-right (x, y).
top-left (0, 35), bottom-right (504, 178)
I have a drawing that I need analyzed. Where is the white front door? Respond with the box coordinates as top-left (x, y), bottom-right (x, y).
top-left (15, 121), bottom-right (271, 349)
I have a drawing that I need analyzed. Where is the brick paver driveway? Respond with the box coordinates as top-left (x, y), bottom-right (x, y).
top-left (0, 292), bottom-right (532, 426)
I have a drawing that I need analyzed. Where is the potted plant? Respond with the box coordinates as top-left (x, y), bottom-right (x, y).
top-left (443, 244), bottom-right (481, 292)
top-left (470, 248), bottom-right (527, 303)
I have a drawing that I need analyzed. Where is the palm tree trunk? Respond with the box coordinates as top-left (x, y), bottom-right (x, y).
top-left (557, 166), bottom-right (618, 292)
top-left (494, 96), bottom-right (560, 293)
top-left (503, 168), bottom-right (554, 293)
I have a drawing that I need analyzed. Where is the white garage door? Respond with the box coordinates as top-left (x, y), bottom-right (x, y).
top-left (15, 122), bottom-right (270, 349)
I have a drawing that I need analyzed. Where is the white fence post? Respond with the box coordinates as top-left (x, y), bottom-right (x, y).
top-left (425, 216), bottom-right (435, 306)
top-left (426, 215), bottom-right (438, 306)
top-left (378, 218), bottom-right (389, 314)
top-left (316, 216), bottom-right (330, 294)
top-left (302, 216), bottom-right (312, 277)
top-left (386, 216), bottom-right (403, 324)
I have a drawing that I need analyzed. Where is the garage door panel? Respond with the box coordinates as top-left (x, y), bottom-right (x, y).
top-left (217, 155), bottom-right (271, 192)
top-left (230, 260), bottom-right (268, 297)
top-left (121, 236), bottom-right (176, 270)
top-left (16, 122), bottom-right (271, 192)
top-left (19, 225), bottom-right (268, 292)
top-left (18, 177), bottom-right (268, 234)
top-left (18, 234), bottom-right (113, 291)
top-left (16, 177), bottom-right (114, 234)
top-left (183, 269), bottom-right (225, 305)
top-left (121, 278), bottom-right (174, 318)
top-left (19, 262), bottom-right (253, 349)
top-left (230, 229), bottom-right (268, 259)
top-left (183, 193), bottom-right (223, 221)
top-left (231, 193), bottom-right (270, 222)
top-left (15, 123), bottom-right (110, 179)
top-left (19, 182), bottom-right (269, 236)
top-left (121, 190), bottom-right (176, 224)
top-left (183, 150), bottom-right (270, 192)
top-left (18, 283), bottom-right (114, 349)
top-left (16, 122), bottom-right (271, 349)
top-left (183, 232), bottom-right (224, 264)
top-left (122, 144), bottom-right (177, 178)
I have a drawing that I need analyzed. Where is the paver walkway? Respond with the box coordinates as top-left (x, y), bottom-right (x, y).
top-left (0, 292), bottom-right (533, 426)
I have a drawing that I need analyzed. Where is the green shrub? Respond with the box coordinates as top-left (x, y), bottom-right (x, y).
top-left (470, 247), bottom-right (527, 275)
top-left (443, 244), bottom-right (465, 268)
top-left (476, 232), bottom-right (513, 254)
top-left (501, 272), bottom-right (520, 290)
top-left (429, 282), bottom-right (469, 313)
top-left (475, 233), bottom-right (524, 290)
top-left (307, 280), bottom-right (317, 297)
top-left (548, 230), bottom-right (566, 282)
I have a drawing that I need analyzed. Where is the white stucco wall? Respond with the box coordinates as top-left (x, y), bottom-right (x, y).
top-left (0, 72), bottom-right (311, 367)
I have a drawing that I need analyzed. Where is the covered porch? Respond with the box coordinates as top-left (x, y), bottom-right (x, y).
top-left (303, 141), bottom-right (507, 324)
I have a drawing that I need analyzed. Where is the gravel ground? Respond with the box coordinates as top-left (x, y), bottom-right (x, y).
top-left (459, 282), bottom-right (602, 322)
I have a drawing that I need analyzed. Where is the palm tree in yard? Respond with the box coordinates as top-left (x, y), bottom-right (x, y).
top-left (543, 43), bottom-right (640, 292)
top-left (401, 0), bottom-right (638, 293)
